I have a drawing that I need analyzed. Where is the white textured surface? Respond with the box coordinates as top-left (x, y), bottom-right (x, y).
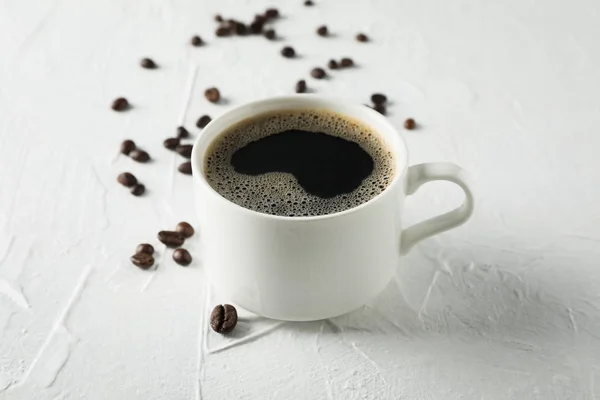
top-left (0, 0), bottom-right (599, 398)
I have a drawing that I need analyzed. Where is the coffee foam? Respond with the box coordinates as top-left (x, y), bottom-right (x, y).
top-left (204, 109), bottom-right (395, 217)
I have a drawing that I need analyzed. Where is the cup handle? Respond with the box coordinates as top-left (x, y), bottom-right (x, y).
top-left (400, 162), bottom-right (474, 255)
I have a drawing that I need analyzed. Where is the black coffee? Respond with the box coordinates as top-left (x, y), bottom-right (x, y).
top-left (204, 109), bottom-right (395, 216)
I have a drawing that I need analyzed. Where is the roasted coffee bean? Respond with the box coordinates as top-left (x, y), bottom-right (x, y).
top-left (295, 79), bottom-right (307, 93)
top-left (111, 97), bottom-right (129, 111)
top-left (196, 115), bottom-right (212, 129)
top-left (157, 231), bottom-right (185, 248)
top-left (340, 57), bottom-right (354, 67)
top-left (178, 161), bottom-right (192, 175)
top-left (265, 8), bottom-right (279, 19)
top-left (404, 118), bottom-right (416, 130)
top-left (327, 59), bottom-right (339, 70)
top-left (210, 304), bottom-right (238, 334)
top-left (136, 243), bottom-right (154, 255)
top-left (163, 137), bottom-right (180, 150)
top-left (140, 58), bottom-right (157, 69)
top-left (120, 140), bottom-right (136, 155)
top-left (233, 22), bottom-right (247, 35)
top-left (130, 253), bottom-right (154, 269)
top-left (191, 35), bottom-right (203, 46)
top-left (281, 46), bottom-right (295, 58)
top-left (216, 26), bottom-right (232, 37)
top-left (117, 172), bottom-right (137, 187)
top-left (131, 183), bottom-right (145, 196)
top-left (373, 104), bottom-right (386, 115)
top-left (316, 25), bottom-right (328, 37)
top-left (304, 0), bottom-right (314, 6)
top-left (176, 126), bottom-right (189, 139)
top-left (356, 33), bottom-right (369, 42)
top-left (204, 87), bottom-right (220, 103)
top-left (176, 144), bottom-right (193, 159)
top-left (311, 67), bottom-right (326, 79)
top-left (371, 93), bottom-right (387, 105)
top-left (264, 29), bottom-right (276, 40)
top-left (173, 248), bottom-right (192, 266)
top-left (130, 149), bottom-right (150, 163)
top-left (176, 221), bottom-right (195, 238)
top-left (254, 14), bottom-right (267, 24)
top-left (249, 21), bottom-right (264, 34)
top-left (214, 14), bottom-right (223, 22)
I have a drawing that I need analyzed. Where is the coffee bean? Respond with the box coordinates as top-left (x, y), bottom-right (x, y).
top-left (340, 57), bottom-right (354, 67)
top-left (216, 26), bottom-right (232, 37)
top-left (304, 0), bottom-right (314, 6)
top-left (316, 25), bottom-right (328, 37)
top-left (173, 248), bottom-right (192, 266)
top-left (163, 137), bottom-right (180, 150)
top-left (373, 104), bottom-right (386, 115)
top-left (311, 67), bottom-right (326, 79)
top-left (111, 97), bottom-right (129, 111)
top-left (120, 140), bottom-right (136, 155)
top-left (157, 231), bottom-right (185, 248)
top-left (281, 46), bottom-right (295, 58)
top-left (210, 304), bottom-right (238, 334)
top-left (204, 87), bottom-right (220, 103)
top-left (176, 144), bottom-right (193, 159)
top-left (176, 221), bottom-right (195, 238)
top-left (327, 59), bottom-right (339, 70)
top-left (234, 22), bottom-right (247, 36)
top-left (371, 93), bottom-right (387, 105)
top-left (117, 172), bottom-right (137, 187)
top-left (214, 14), bottom-right (223, 22)
top-left (176, 126), bottom-right (189, 139)
top-left (140, 58), bottom-right (157, 69)
top-left (178, 161), bottom-right (192, 175)
top-left (130, 253), bottom-right (154, 269)
top-left (136, 243), bottom-right (154, 255)
top-left (265, 8), bottom-right (279, 19)
top-left (254, 14), bottom-right (267, 24)
top-left (196, 115), bottom-right (212, 129)
top-left (404, 118), bottom-right (416, 130)
top-left (264, 29), bottom-right (276, 40)
top-left (295, 79), bottom-right (307, 93)
top-left (130, 183), bottom-right (145, 196)
top-left (130, 149), bottom-right (150, 163)
top-left (249, 21), bottom-right (264, 34)
top-left (191, 35), bottom-right (203, 46)
top-left (356, 33), bottom-right (369, 42)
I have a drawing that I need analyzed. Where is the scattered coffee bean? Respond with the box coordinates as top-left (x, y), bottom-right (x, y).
top-left (236, 22), bottom-right (248, 35)
top-left (111, 97), bottom-right (129, 111)
top-left (340, 57), bottom-right (354, 67)
top-left (120, 140), bottom-right (136, 155)
top-left (140, 58), bottom-right (157, 69)
top-left (204, 87), bottom-right (221, 103)
top-left (173, 248), bottom-right (192, 266)
top-left (176, 144), bottom-right (193, 159)
top-left (249, 20), bottom-right (264, 34)
top-left (176, 222), bottom-right (195, 238)
top-left (216, 26), bottom-right (232, 37)
top-left (264, 29), bottom-right (276, 40)
top-left (191, 35), bottom-right (203, 46)
top-left (311, 67), bottom-right (326, 79)
top-left (178, 161), bottom-right (192, 175)
top-left (130, 183), bottom-right (145, 196)
top-left (295, 79), bottom-right (307, 93)
top-left (316, 25), bottom-right (328, 37)
top-left (176, 126), bottom-right (189, 139)
top-left (210, 304), bottom-right (238, 334)
top-left (214, 14), bottom-right (223, 22)
top-left (371, 93), bottom-right (387, 105)
top-left (130, 149), bottom-right (150, 163)
top-left (281, 46), bottom-right (296, 58)
top-left (356, 33), bottom-right (369, 42)
top-left (254, 14), bottom-right (267, 24)
top-left (304, 0), bottom-right (314, 6)
top-left (404, 118), bottom-right (416, 130)
top-left (136, 243), bottom-right (154, 255)
top-left (130, 253), bottom-right (154, 269)
top-left (117, 172), bottom-right (137, 188)
top-left (265, 8), bottom-right (279, 19)
top-left (163, 137), bottom-right (180, 150)
top-left (196, 115), bottom-right (212, 129)
top-left (327, 59), bottom-right (339, 70)
top-left (157, 231), bottom-right (185, 248)
top-left (373, 104), bottom-right (386, 115)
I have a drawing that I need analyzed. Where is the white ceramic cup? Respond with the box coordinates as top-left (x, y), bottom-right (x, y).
top-left (191, 95), bottom-right (474, 321)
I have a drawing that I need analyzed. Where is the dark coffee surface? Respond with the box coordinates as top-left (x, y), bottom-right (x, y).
top-left (204, 109), bottom-right (395, 216)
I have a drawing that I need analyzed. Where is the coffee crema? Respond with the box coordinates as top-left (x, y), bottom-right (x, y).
top-left (203, 109), bottom-right (395, 217)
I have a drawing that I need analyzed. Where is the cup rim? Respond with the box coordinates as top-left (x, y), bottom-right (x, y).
top-left (191, 94), bottom-right (409, 221)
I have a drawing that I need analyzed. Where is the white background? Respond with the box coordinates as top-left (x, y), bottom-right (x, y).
top-left (1, 0), bottom-right (600, 399)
